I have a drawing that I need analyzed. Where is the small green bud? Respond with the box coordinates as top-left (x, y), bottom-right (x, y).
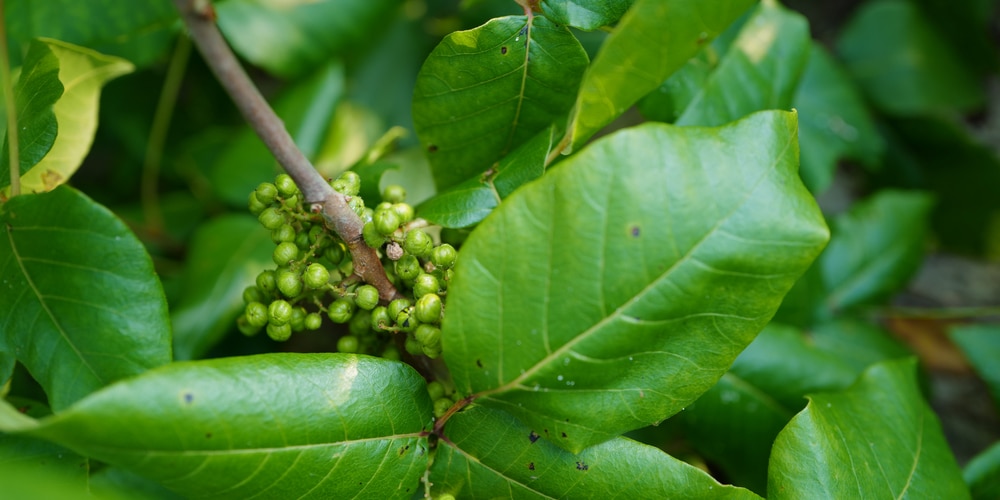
top-left (258, 207), bottom-right (285, 230)
top-left (304, 312), bottom-right (323, 330)
top-left (415, 324), bottom-right (441, 348)
top-left (255, 182), bottom-right (279, 205)
top-left (271, 224), bottom-right (296, 244)
top-left (349, 310), bottom-right (372, 336)
top-left (294, 230), bottom-right (311, 251)
top-left (275, 174), bottom-right (298, 197)
top-left (325, 243), bottom-right (345, 265)
top-left (395, 254), bottom-right (421, 280)
top-left (266, 322), bottom-right (292, 341)
top-left (382, 184), bottom-right (406, 204)
top-left (290, 307), bottom-right (307, 332)
top-left (392, 203), bottom-right (415, 223)
top-left (303, 263), bottom-right (331, 289)
top-left (348, 196), bottom-right (366, 218)
top-left (426, 381), bottom-right (446, 401)
top-left (336, 171), bottom-right (361, 196)
top-left (248, 191), bottom-right (268, 215)
top-left (236, 315), bottom-right (261, 337)
top-left (422, 343), bottom-right (442, 359)
top-left (276, 269), bottom-right (304, 298)
top-left (337, 335), bottom-right (360, 353)
top-left (373, 208), bottom-right (401, 236)
top-left (355, 285), bottom-right (380, 310)
top-left (256, 270), bottom-right (277, 293)
top-left (396, 310), bottom-right (418, 333)
top-left (327, 298), bottom-right (355, 324)
top-left (413, 273), bottom-right (440, 298)
top-left (245, 301), bottom-right (269, 328)
top-left (431, 244), bottom-right (457, 269)
top-left (371, 306), bottom-right (392, 331)
top-left (405, 335), bottom-right (423, 356)
top-left (273, 241), bottom-right (299, 266)
top-left (433, 397), bottom-right (452, 418)
top-left (388, 298), bottom-right (411, 322)
top-left (284, 194), bottom-right (300, 209)
top-left (243, 286), bottom-right (265, 305)
top-left (404, 230), bottom-right (433, 259)
top-left (363, 221), bottom-right (386, 248)
top-left (415, 293), bottom-right (442, 324)
top-left (268, 299), bottom-right (293, 326)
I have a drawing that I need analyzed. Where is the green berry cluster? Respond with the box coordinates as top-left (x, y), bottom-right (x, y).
top-left (427, 380), bottom-right (462, 419)
top-left (238, 171), bottom-right (457, 361)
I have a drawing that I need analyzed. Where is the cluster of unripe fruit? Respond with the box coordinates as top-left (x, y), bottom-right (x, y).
top-left (238, 171), bottom-right (456, 360)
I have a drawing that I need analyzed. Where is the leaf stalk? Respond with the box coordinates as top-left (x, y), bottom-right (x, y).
top-left (0, 0), bottom-right (20, 198)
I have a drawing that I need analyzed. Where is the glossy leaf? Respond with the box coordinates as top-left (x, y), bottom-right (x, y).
top-left (768, 358), bottom-right (968, 499)
top-left (676, 0), bottom-right (811, 128)
top-left (216, 0), bottom-right (401, 78)
top-left (91, 466), bottom-right (186, 500)
top-left (965, 441), bottom-right (1000, 500)
top-left (0, 354), bottom-right (433, 499)
top-left (539, 0), bottom-right (634, 30)
top-left (836, 0), bottom-right (985, 115)
top-left (413, 15), bottom-right (587, 190)
top-left (792, 44), bottom-right (884, 193)
top-left (2, 39), bottom-right (133, 198)
top-left (949, 324), bottom-right (1000, 406)
top-left (0, 186), bottom-right (171, 410)
top-left (0, 397), bottom-right (88, 488)
top-left (637, 51), bottom-right (716, 124)
top-left (432, 404), bottom-right (760, 499)
top-left (568, 0), bottom-right (755, 147)
top-left (444, 110), bottom-right (829, 453)
top-left (5, 0), bottom-right (176, 67)
top-left (0, 40), bottom-right (62, 193)
top-left (170, 215), bottom-right (275, 361)
top-left (807, 319), bottom-right (913, 373)
top-left (418, 125), bottom-right (553, 229)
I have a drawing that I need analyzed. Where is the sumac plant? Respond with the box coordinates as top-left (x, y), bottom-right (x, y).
top-left (0, 0), bottom-right (994, 498)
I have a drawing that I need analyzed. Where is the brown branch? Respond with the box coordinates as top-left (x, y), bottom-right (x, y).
top-left (172, 0), bottom-right (400, 301)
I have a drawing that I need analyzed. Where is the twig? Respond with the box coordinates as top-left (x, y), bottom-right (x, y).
top-left (0, 0), bottom-right (20, 197)
top-left (172, 0), bottom-right (400, 301)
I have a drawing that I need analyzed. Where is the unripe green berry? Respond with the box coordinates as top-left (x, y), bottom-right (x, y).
top-left (355, 285), bottom-right (379, 310)
top-left (331, 179), bottom-right (351, 195)
top-left (388, 298), bottom-right (411, 322)
top-left (284, 194), bottom-right (300, 209)
top-left (431, 244), bottom-right (457, 269)
top-left (290, 307), bottom-right (307, 332)
top-left (255, 182), bottom-right (279, 205)
top-left (433, 397), bottom-right (452, 418)
top-left (271, 224), bottom-right (296, 244)
top-left (294, 231), bottom-right (311, 251)
top-left (382, 184), bottom-right (406, 204)
top-left (268, 299), bottom-right (293, 326)
top-left (266, 322), bottom-right (292, 341)
top-left (256, 270), bottom-right (277, 293)
top-left (427, 381), bottom-right (446, 401)
top-left (248, 191), bottom-right (268, 215)
top-left (404, 335), bottom-right (423, 356)
top-left (308, 225), bottom-right (327, 246)
top-left (413, 273), bottom-right (440, 298)
top-left (275, 174), bottom-right (298, 197)
top-left (349, 310), bottom-right (372, 336)
top-left (422, 343), bottom-right (442, 359)
top-left (258, 207), bottom-right (285, 230)
top-left (363, 221), bottom-right (386, 248)
top-left (371, 306), bottom-right (392, 331)
top-left (327, 298), bottom-right (355, 324)
top-left (348, 196), bottom-right (366, 218)
top-left (273, 241), bottom-right (299, 266)
top-left (338, 258), bottom-right (354, 277)
top-left (396, 310), bottom-right (418, 333)
top-left (245, 301), bottom-right (269, 328)
top-left (325, 243), bottom-right (345, 265)
top-left (382, 345), bottom-right (401, 361)
top-left (304, 312), bottom-right (323, 330)
top-left (373, 208), bottom-right (401, 236)
top-left (303, 263), bottom-right (331, 289)
top-left (337, 171), bottom-right (361, 196)
top-left (243, 286), bottom-right (265, 305)
top-left (276, 269), bottom-right (304, 298)
top-left (237, 315), bottom-right (260, 336)
top-left (415, 293), bottom-right (443, 324)
top-left (395, 254), bottom-right (421, 281)
top-left (337, 335), bottom-right (360, 353)
top-left (376, 201), bottom-right (393, 212)
top-left (392, 203), bottom-right (415, 223)
top-left (415, 324), bottom-right (441, 348)
top-left (404, 230), bottom-right (433, 258)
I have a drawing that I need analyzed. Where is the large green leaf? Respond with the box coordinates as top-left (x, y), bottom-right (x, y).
top-left (949, 324), bottom-right (1000, 407)
top-left (836, 0), bottom-right (985, 115)
top-left (768, 358), bottom-right (968, 498)
top-left (965, 441), bottom-right (1000, 500)
top-left (0, 40), bottom-right (62, 192)
top-left (170, 215), bottom-right (274, 361)
top-left (443, 110), bottom-right (829, 453)
top-left (0, 354), bottom-right (433, 499)
top-left (675, 0), bottom-right (811, 128)
top-left (0, 186), bottom-right (171, 410)
top-left (1, 39), bottom-right (133, 198)
top-left (0, 397), bottom-right (88, 489)
top-left (539, 0), bottom-right (634, 30)
top-left (413, 15), bottom-right (588, 190)
top-left (568, 0), bottom-right (755, 147)
top-left (792, 44), bottom-right (884, 193)
top-left (432, 404), bottom-right (760, 499)
top-left (5, 0), bottom-right (176, 67)
top-left (215, 0), bottom-right (401, 78)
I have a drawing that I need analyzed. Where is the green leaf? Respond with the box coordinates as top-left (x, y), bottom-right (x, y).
top-left (768, 358), bottom-right (968, 499)
top-left (413, 15), bottom-right (588, 190)
top-left (948, 324), bottom-right (1000, 407)
top-left (5, 0), bottom-right (177, 67)
top-left (1, 39), bottom-right (133, 198)
top-left (444, 110), bottom-right (829, 453)
top-left (432, 404), bottom-right (760, 499)
top-left (0, 186), bottom-right (171, 410)
top-left (0, 40), bottom-right (62, 192)
top-left (215, 0), bottom-right (401, 78)
top-left (91, 466), bottom-right (185, 500)
top-left (836, 0), bottom-right (985, 115)
top-left (637, 50), bottom-right (716, 124)
top-left (792, 44), bottom-right (884, 193)
top-left (568, 0), bottom-right (755, 147)
top-left (807, 318), bottom-right (912, 373)
top-left (0, 397), bottom-right (88, 488)
top-left (0, 354), bottom-right (433, 499)
top-left (208, 62), bottom-right (345, 206)
top-left (675, 0), bottom-right (811, 128)
top-left (965, 441), bottom-right (1000, 500)
top-left (539, 0), bottom-right (634, 30)
top-left (170, 215), bottom-right (274, 361)
top-left (418, 125), bottom-right (553, 229)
